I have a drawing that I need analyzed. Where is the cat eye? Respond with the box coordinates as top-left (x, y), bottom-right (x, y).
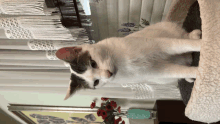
top-left (91, 60), bottom-right (98, 68)
top-left (94, 80), bottom-right (99, 87)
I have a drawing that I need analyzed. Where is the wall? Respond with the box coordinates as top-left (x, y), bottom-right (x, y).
top-left (0, 90), bottom-right (103, 124)
top-left (0, 90), bottom-right (156, 124)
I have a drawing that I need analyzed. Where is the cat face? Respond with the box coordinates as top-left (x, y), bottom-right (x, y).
top-left (56, 45), bottom-right (116, 100)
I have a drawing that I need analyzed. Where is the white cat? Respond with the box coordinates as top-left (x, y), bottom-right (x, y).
top-left (56, 22), bottom-right (201, 100)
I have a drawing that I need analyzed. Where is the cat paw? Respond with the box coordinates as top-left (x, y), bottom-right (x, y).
top-left (189, 29), bottom-right (202, 39)
top-left (185, 78), bottom-right (196, 83)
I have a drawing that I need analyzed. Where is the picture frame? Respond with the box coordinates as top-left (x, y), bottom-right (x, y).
top-left (8, 104), bottom-right (104, 124)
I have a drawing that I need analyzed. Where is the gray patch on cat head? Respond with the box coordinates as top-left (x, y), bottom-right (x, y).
top-left (70, 74), bottom-right (89, 88)
top-left (69, 51), bottom-right (91, 74)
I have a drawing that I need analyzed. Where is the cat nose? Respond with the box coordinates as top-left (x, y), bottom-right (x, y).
top-left (107, 70), bottom-right (113, 78)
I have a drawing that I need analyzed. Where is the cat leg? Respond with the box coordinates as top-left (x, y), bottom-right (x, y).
top-left (156, 30), bottom-right (202, 55)
top-left (157, 38), bottom-right (202, 55)
top-left (183, 29), bottom-right (201, 83)
top-left (185, 78), bottom-right (196, 83)
top-left (151, 63), bottom-right (198, 79)
top-left (188, 29), bottom-right (202, 40)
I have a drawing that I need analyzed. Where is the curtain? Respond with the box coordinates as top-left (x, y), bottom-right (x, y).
top-left (0, 0), bottom-right (89, 93)
top-left (0, 0), bottom-right (182, 101)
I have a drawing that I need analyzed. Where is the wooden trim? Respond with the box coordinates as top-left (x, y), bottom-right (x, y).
top-left (56, 0), bottom-right (64, 19)
top-left (8, 104), bottom-right (128, 114)
top-left (73, 0), bottom-right (82, 27)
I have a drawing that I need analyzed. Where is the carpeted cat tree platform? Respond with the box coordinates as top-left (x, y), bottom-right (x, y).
top-left (166, 0), bottom-right (220, 123)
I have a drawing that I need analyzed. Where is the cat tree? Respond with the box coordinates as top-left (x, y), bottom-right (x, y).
top-left (166, 0), bottom-right (220, 123)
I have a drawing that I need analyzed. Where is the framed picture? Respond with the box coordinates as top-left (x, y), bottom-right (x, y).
top-left (8, 104), bottom-right (104, 124)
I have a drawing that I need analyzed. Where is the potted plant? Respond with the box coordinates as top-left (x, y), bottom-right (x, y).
top-left (90, 98), bottom-right (126, 124)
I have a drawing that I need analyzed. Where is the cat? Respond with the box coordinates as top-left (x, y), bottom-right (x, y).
top-left (56, 21), bottom-right (202, 100)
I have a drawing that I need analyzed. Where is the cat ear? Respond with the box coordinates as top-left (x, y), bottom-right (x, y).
top-left (56, 47), bottom-right (82, 63)
top-left (64, 80), bottom-right (82, 100)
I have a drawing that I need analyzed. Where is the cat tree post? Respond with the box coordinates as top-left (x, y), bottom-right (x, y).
top-left (164, 0), bottom-right (196, 27)
top-left (166, 0), bottom-right (220, 123)
top-left (184, 0), bottom-right (220, 123)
